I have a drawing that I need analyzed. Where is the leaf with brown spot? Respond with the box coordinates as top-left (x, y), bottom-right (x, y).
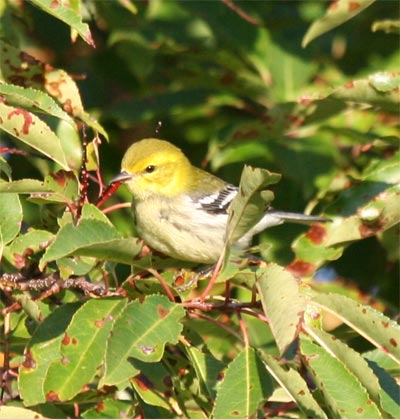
top-left (302, 0), bottom-right (375, 47)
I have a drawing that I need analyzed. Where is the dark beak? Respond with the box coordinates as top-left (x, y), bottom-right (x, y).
top-left (110, 170), bottom-right (132, 184)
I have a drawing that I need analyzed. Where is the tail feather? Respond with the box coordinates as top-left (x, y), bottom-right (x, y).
top-left (268, 209), bottom-right (330, 225)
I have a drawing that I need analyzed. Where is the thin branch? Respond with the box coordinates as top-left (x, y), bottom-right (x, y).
top-left (221, 0), bottom-right (260, 25)
top-left (147, 268), bottom-right (176, 302)
top-left (0, 272), bottom-right (122, 314)
top-left (188, 311), bottom-right (243, 341)
top-left (237, 311), bottom-right (249, 348)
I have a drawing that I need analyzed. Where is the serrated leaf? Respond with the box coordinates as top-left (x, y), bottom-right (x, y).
top-left (0, 179), bottom-right (51, 194)
top-left (44, 69), bottom-right (108, 140)
top-left (0, 82), bottom-right (74, 123)
top-left (18, 302), bottom-right (82, 405)
top-left (260, 352), bottom-right (328, 419)
top-left (0, 102), bottom-right (69, 169)
top-left (305, 327), bottom-right (386, 409)
top-left (313, 293), bottom-right (400, 364)
top-left (302, 0), bottom-right (376, 47)
top-left (256, 264), bottom-right (307, 354)
top-left (366, 359), bottom-right (400, 418)
top-left (301, 338), bottom-right (382, 419)
top-left (39, 219), bottom-right (122, 269)
top-left (43, 298), bottom-right (126, 401)
top-left (27, 171), bottom-right (79, 205)
top-left (30, 0), bottom-right (95, 47)
top-left (212, 348), bottom-right (273, 419)
top-left (293, 152), bottom-right (400, 269)
top-left (8, 229), bottom-right (54, 258)
top-left (226, 165), bottom-right (280, 246)
top-left (100, 295), bottom-right (185, 387)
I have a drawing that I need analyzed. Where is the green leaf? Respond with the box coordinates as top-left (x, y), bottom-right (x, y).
top-left (185, 345), bottom-right (225, 400)
top-left (28, 171), bottom-right (79, 205)
top-left (332, 72), bottom-right (400, 113)
top-left (0, 179), bottom-right (51, 194)
top-left (0, 187), bottom-right (22, 245)
top-left (42, 298), bottom-right (126, 402)
top-left (365, 359), bottom-right (400, 418)
top-left (260, 352), bottom-right (328, 419)
top-left (130, 360), bottom-right (175, 410)
top-left (73, 238), bottom-right (143, 265)
top-left (212, 348), bottom-right (273, 419)
top-left (302, 0), bottom-right (376, 47)
top-left (100, 295), bottom-right (185, 387)
top-left (81, 398), bottom-right (134, 419)
top-left (226, 165), bottom-right (280, 246)
top-left (30, 0), bottom-right (95, 47)
top-left (39, 219), bottom-right (122, 269)
top-left (256, 264), bottom-right (307, 354)
top-left (305, 327), bottom-right (389, 411)
top-left (18, 302), bottom-right (82, 406)
top-left (312, 293), bottom-right (400, 364)
top-left (0, 102), bottom-right (69, 169)
top-left (372, 20), bottom-right (400, 34)
top-left (0, 406), bottom-right (47, 419)
top-left (0, 81), bottom-right (74, 123)
top-left (301, 338), bottom-right (382, 419)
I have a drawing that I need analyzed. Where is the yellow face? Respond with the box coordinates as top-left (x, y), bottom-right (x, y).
top-left (120, 138), bottom-right (191, 199)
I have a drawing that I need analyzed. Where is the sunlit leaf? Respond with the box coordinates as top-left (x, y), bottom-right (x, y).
top-left (312, 293), bottom-right (400, 364)
top-left (256, 264), bottom-right (307, 354)
top-left (0, 102), bottom-right (69, 169)
top-left (0, 186), bottom-right (22, 245)
top-left (42, 299), bottom-right (126, 401)
top-left (19, 302), bottom-right (82, 405)
top-left (100, 295), bottom-right (185, 387)
top-left (226, 165), bottom-right (280, 246)
top-left (30, 0), bottom-right (95, 46)
top-left (301, 337), bottom-right (382, 419)
top-left (302, 0), bottom-right (376, 47)
top-left (260, 352), bottom-right (328, 419)
top-left (212, 348), bottom-right (273, 419)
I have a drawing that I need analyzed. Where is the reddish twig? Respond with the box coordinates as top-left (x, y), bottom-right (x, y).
top-left (221, 0), bottom-right (260, 25)
top-left (101, 202), bottom-right (131, 215)
top-left (188, 311), bottom-right (243, 341)
top-left (147, 268), bottom-right (176, 302)
top-left (96, 181), bottom-right (123, 208)
top-left (237, 311), bottom-right (249, 348)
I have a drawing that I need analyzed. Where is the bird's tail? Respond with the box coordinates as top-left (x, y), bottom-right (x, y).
top-left (268, 209), bottom-right (330, 225)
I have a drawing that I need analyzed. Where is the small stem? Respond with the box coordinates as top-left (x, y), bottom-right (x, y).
top-left (147, 269), bottom-right (175, 302)
top-left (237, 311), bottom-right (249, 348)
top-left (199, 251), bottom-right (225, 301)
top-left (101, 202), bottom-right (131, 214)
top-left (188, 311), bottom-right (243, 341)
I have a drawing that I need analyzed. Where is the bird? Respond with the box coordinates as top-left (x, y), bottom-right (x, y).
top-left (111, 138), bottom-right (328, 264)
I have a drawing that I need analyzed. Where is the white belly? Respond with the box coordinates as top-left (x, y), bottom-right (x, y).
top-left (133, 196), bottom-right (227, 264)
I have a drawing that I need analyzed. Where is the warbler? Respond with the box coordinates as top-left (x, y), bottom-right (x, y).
top-left (112, 138), bottom-right (327, 264)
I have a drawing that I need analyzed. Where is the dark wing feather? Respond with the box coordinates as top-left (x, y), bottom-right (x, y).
top-left (194, 184), bottom-right (238, 215)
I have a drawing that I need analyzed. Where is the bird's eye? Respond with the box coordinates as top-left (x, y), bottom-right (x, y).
top-left (145, 165), bottom-right (156, 173)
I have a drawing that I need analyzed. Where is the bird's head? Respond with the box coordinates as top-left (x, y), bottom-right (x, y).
top-left (112, 138), bottom-right (192, 199)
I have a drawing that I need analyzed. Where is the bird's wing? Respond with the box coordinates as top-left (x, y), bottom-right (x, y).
top-left (193, 183), bottom-right (238, 215)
